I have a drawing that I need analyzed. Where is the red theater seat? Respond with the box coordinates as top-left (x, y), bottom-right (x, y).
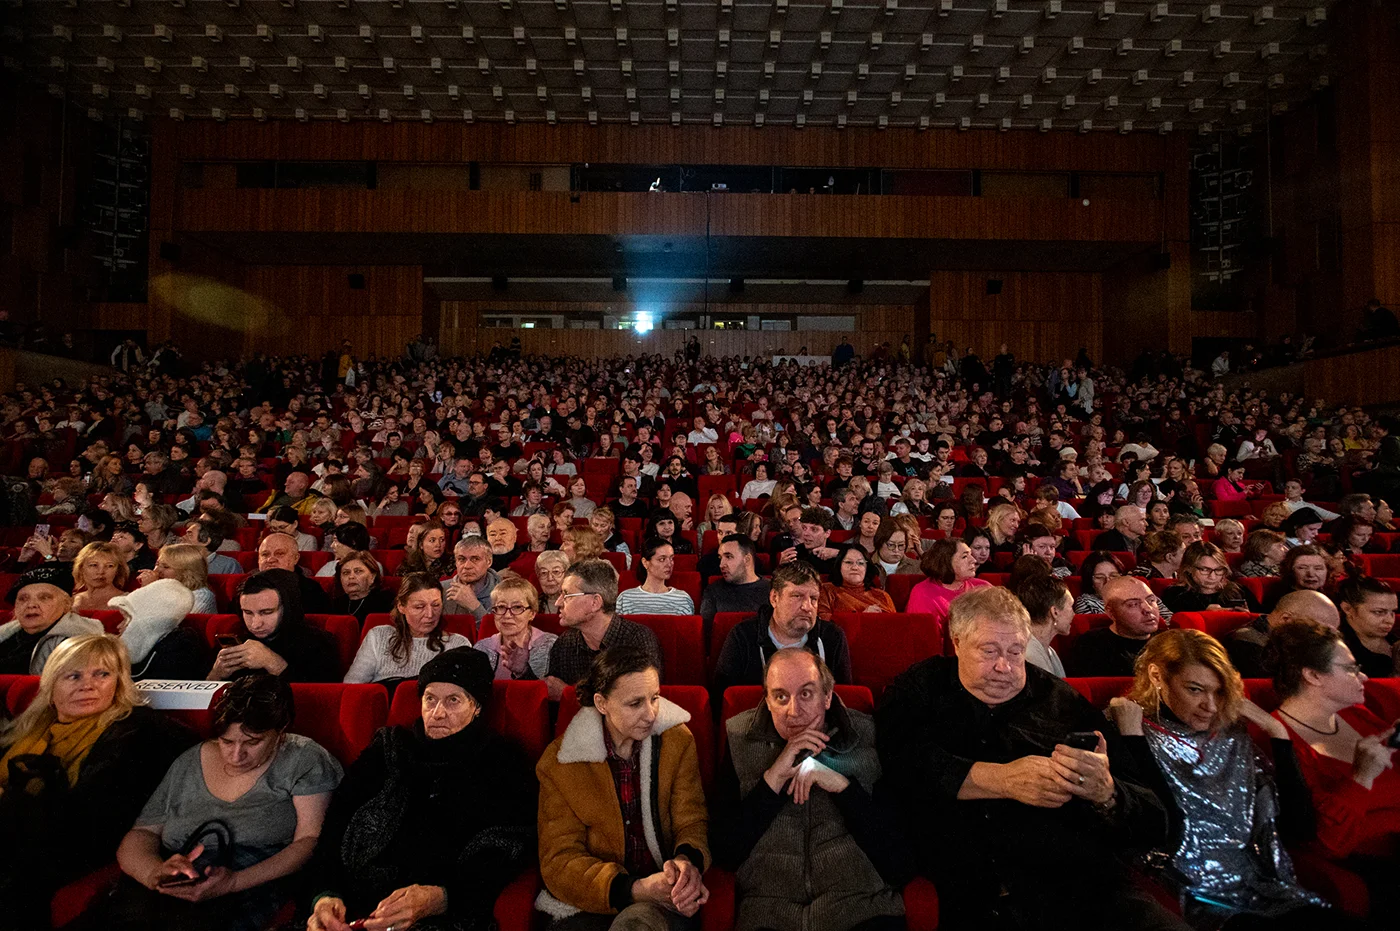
top-left (388, 679), bottom-right (552, 759)
top-left (0, 673), bottom-right (39, 716)
top-left (555, 685), bottom-right (715, 791)
top-left (1065, 677), bottom-right (1133, 709)
top-left (884, 573), bottom-right (921, 611)
top-left (1171, 610), bottom-right (1258, 639)
top-left (626, 614), bottom-right (705, 686)
top-left (832, 612), bottom-right (943, 696)
top-left (286, 683), bottom-right (387, 765)
top-left (75, 608), bottom-right (124, 633)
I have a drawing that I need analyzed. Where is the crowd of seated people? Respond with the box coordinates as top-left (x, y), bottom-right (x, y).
top-left (0, 341), bottom-right (1397, 930)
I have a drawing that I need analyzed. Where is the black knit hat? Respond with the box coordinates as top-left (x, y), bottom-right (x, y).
top-left (1282, 507), bottom-right (1324, 534)
top-left (417, 646), bottom-right (494, 711)
top-left (8, 563), bottom-right (75, 602)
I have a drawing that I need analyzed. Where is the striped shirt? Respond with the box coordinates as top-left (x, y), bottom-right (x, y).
top-left (344, 625), bottom-right (472, 684)
top-left (615, 586), bottom-right (695, 617)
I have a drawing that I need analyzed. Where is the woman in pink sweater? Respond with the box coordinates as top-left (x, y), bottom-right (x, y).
top-left (906, 538), bottom-right (993, 637)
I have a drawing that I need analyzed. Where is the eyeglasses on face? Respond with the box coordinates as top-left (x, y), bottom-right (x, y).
top-left (494, 604), bottom-right (533, 618)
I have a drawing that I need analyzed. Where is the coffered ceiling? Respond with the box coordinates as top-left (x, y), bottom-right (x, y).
top-left (7, 0), bottom-right (1340, 133)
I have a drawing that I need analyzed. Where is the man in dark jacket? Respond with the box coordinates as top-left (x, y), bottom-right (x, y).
top-left (713, 562), bottom-right (853, 701)
top-left (876, 586), bottom-right (1184, 931)
top-left (716, 649), bottom-right (907, 931)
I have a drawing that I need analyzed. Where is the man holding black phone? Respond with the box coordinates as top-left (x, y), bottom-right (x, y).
top-left (876, 586), bottom-right (1187, 931)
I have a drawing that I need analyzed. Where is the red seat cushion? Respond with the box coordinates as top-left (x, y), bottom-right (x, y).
top-left (831, 612), bottom-right (943, 697)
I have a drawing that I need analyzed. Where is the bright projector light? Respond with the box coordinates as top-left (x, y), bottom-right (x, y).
top-left (635, 312), bottom-right (654, 334)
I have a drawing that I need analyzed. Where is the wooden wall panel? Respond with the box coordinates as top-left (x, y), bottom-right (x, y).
top-left (240, 265), bottom-right (423, 357)
top-left (167, 122), bottom-right (1174, 173)
top-left (925, 270), bottom-right (1103, 365)
top-left (177, 189), bottom-right (1160, 243)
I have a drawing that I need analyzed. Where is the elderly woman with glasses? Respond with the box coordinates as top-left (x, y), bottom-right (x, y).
top-left (474, 576), bottom-right (558, 680)
top-left (1160, 542), bottom-right (1259, 615)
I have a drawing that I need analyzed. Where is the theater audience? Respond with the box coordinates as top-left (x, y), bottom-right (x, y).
top-left (111, 578), bottom-right (205, 681)
top-left (1073, 551), bottom-right (1124, 614)
top-left (533, 549), bottom-right (569, 613)
top-left (0, 565), bottom-right (104, 675)
top-left (1213, 518), bottom-right (1247, 555)
top-left (1268, 621), bottom-right (1400, 914)
top-left (876, 586), bottom-right (1181, 930)
top-left (475, 576), bottom-right (557, 680)
top-left (905, 539), bottom-right (993, 629)
top-left (345, 574), bottom-right (471, 686)
top-left (817, 543), bottom-right (895, 620)
top-left (442, 536), bottom-right (500, 619)
top-left (714, 562), bottom-right (852, 698)
top-left (1270, 544), bottom-right (1332, 609)
top-left (698, 534), bottom-right (771, 632)
top-left (0, 635), bottom-right (192, 928)
top-left (1161, 542), bottom-right (1259, 614)
top-left (616, 538), bottom-right (696, 616)
top-left (1225, 589), bottom-right (1340, 679)
top-left (536, 646), bottom-right (710, 929)
top-left (71, 541), bottom-right (128, 612)
top-left (1106, 630), bottom-right (1333, 930)
top-left (1095, 506), bottom-right (1147, 554)
top-left (546, 558), bottom-right (663, 702)
top-left (329, 549), bottom-right (394, 625)
top-left (715, 648), bottom-right (907, 931)
top-left (1336, 576), bottom-right (1399, 678)
top-left (561, 526), bottom-right (607, 564)
top-left (1018, 575), bottom-right (1073, 678)
top-left (208, 570), bottom-right (339, 683)
top-left (1067, 576), bottom-right (1164, 677)
top-left (307, 649), bottom-right (537, 931)
top-left (1236, 530), bottom-right (1288, 578)
top-left (526, 513), bottom-right (555, 553)
top-left (105, 674), bottom-right (341, 930)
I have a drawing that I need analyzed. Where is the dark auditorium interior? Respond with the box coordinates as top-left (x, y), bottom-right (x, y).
top-left (1, 1), bottom-right (1399, 930)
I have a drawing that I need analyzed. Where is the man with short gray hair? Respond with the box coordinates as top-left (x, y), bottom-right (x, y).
top-left (442, 535), bottom-right (499, 619)
top-left (544, 557), bottom-right (662, 700)
top-left (877, 586), bottom-right (1181, 931)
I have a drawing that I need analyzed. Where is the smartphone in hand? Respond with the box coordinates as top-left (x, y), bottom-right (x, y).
top-left (1063, 731), bottom-right (1100, 751)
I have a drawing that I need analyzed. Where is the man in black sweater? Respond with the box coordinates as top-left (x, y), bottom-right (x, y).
top-left (1066, 576), bottom-right (1161, 677)
top-left (713, 562), bottom-right (852, 701)
top-left (698, 534), bottom-right (771, 635)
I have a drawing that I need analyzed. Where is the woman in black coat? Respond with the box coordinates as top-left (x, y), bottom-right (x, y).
top-left (0, 634), bottom-right (193, 929)
top-left (306, 649), bottom-right (537, 931)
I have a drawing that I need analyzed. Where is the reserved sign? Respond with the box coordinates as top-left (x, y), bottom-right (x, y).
top-left (138, 679), bottom-right (229, 709)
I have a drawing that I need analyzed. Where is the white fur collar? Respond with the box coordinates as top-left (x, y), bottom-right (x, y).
top-left (556, 697), bottom-right (690, 765)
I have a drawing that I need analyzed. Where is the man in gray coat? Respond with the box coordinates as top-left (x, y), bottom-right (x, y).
top-left (715, 648), bottom-right (907, 931)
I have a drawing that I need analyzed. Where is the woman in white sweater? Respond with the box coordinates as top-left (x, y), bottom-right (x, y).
top-left (344, 573), bottom-right (471, 684)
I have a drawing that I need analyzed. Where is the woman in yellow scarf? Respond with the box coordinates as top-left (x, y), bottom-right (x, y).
top-left (0, 634), bottom-right (193, 928)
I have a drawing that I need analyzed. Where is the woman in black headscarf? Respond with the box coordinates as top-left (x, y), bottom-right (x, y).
top-left (306, 648), bottom-right (537, 931)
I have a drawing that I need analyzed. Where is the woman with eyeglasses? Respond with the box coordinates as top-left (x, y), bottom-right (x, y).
top-left (1073, 551), bottom-right (1124, 614)
top-left (1160, 541), bottom-right (1258, 615)
top-left (817, 543), bottom-right (895, 621)
top-left (1266, 620), bottom-right (1400, 920)
top-left (474, 576), bottom-right (557, 680)
top-left (343, 574), bottom-right (471, 686)
top-left (872, 519), bottom-right (921, 576)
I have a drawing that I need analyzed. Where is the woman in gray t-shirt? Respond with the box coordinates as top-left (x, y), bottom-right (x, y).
top-left (98, 675), bottom-right (342, 931)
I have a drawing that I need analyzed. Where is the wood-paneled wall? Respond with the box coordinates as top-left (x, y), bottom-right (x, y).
top-left (925, 270), bottom-right (1103, 364)
top-left (178, 189), bottom-right (1161, 243)
top-left (240, 266), bottom-right (424, 357)
top-left (168, 122), bottom-right (1174, 173)
top-left (440, 300), bottom-right (911, 359)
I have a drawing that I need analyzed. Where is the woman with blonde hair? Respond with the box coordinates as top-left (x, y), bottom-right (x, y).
top-left (697, 493), bottom-right (735, 536)
top-left (890, 513), bottom-right (926, 555)
top-left (890, 478), bottom-right (935, 518)
top-left (561, 525), bottom-right (605, 564)
top-left (1107, 629), bottom-right (1329, 930)
top-left (101, 492), bottom-right (139, 523)
top-left (0, 635), bottom-right (192, 926)
top-left (475, 575), bottom-right (557, 679)
top-left (137, 542), bottom-right (217, 614)
top-left (1213, 518), bottom-right (1247, 555)
top-left (526, 513), bottom-right (555, 553)
top-left (72, 541), bottom-right (130, 612)
top-left (985, 502), bottom-right (1022, 555)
